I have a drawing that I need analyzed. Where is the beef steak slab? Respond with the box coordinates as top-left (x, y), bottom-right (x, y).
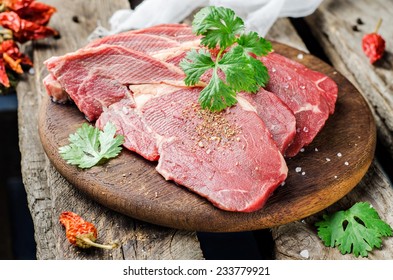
top-left (44, 44), bottom-right (186, 121)
top-left (96, 85), bottom-right (287, 212)
top-left (261, 52), bottom-right (338, 157)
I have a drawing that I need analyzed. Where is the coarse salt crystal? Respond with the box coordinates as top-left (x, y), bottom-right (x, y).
top-left (300, 249), bottom-right (309, 259)
top-left (300, 148), bottom-right (305, 152)
top-left (297, 53), bottom-right (304, 59)
top-left (301, 171), bottom-right (306, 175)
top-left (337, 152), bottom-right (342, 157)
top-left (300, 85), bottom-right (306, 89)
top-left (295, 167), bottom-right (302, 173)
top-left (315, 148), bottom-right (319, 152)
top-left (326, 158), bottom-right (331, 162)
top-left (272, 67), bottom-right (276, 73)
top-left (334, 175), bottom-right (338, 179)
top-left (303, 127), bottom-right (309, 132)
top-left (281, 181), bottom-right (286, 186)
top-left (344, 161), bottom-right (349, 166)
top-left (122, 106), bottom-right (129, 114)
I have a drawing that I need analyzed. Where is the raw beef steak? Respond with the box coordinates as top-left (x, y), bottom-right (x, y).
top-left (261, 52), bottom-right (338, 157)
top-left (96, 86), bottom-right (287, 212)
top-left (44, 45), bottom-right (186, 121)
top-left (238, 89), bottom-right (296, 154)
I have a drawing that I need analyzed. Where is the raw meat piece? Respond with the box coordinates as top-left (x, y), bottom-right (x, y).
top-left (44, 45), bottom-right (186, 121)
top-left (129, 23), bottom-right (197, 42)
top-left (95, 84), bottom-right (180, 161)
top-left (86, 33), bottom-right (181, 53)
top-left (43, 74), bottom-right (69, 103)
top-left (238, 88), bottom-right (296, 154)
top-left (96, 85), bottom-right (287, 212)
top-left (143, 87), bottom-right (287, 212)
top-left (263, 52), bottom-right (337, 114)
top-left (260, 52), bottom-right (338, 157)
top-left (95, 98), bottom-right (159, 161)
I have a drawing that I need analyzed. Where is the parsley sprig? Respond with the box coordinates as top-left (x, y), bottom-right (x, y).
top-left (180, 6), bottom-right (272, 112)
top-left (59, 122), bottom-right (124, 169)
top-left (315, 202), bottom-right (392, 257)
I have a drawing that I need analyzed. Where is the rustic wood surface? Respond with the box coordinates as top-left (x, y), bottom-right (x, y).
top-left (305, 0), bottom-right (393, 158)
top-left (16, 0), bottom-right (393, 259)
top-left (273, 160), bottom-right (393, 260)
top-left (38, 41), bottom-right (375, 232)
top-left (270, 0), bottom-right (393, 260)
top-left (17, 0), bottom-right (203, 260)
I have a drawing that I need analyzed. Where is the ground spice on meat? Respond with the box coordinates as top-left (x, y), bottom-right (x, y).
top-left (182, 103), bottom-right (241, 149)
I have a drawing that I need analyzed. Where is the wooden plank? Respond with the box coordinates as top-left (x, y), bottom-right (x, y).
top-left (304, 0), bottom-right (393, 157)
top-left (273, 160), bottom-right (393, 260)
top-left (269, 7), bottom-right (393, 260)
top-left (17, 0), bottom-right (203, 260)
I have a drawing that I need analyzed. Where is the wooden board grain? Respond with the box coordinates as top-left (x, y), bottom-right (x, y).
top-left (304, 0), bottom-right (393, 158)
top-left (38, 42), bottom-right (376, 232)
top-left (20, 0), bottom-right (203, 260)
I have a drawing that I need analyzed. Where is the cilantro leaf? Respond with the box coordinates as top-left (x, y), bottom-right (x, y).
top-left (180, 6), bottom-right (272, 112)
top-left (179, 49), bottom-right (214, 86)
top-left (193, 6), bottom-right (244, 50)
top-left (237, 32), bottom-right (272, 56)
top-left (247, 55), bottom-right (270, 90)
top-left (199, 70), bottom-right (237, 111)
top-left (218, 46), bottom-right (256, 92)
top-left (59, 122), bottom-right (124, 169)
top-left (315, 202), bottom-right (393, 257)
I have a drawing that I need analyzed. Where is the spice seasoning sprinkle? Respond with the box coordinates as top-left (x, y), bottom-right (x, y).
top-left (182, 102), bottom-right (241, 149)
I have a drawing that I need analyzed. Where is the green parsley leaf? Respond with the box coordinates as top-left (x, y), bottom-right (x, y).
top-left (199, 70), bottom-right (237, 112)
top-left (180, 6), bottom-right (272, 111)
top-left (218, 46), bottom-right (256, 92)
top-left (237, 32), bottom-right (272, 56)
top-left (315, 202), bottom-right (393, 257)
top-left (180, 49), bottom-right (214, 86)
top-left (193, 6), bottom-right (244, 50)
top-left (59, 122), bottom-right (124, 169)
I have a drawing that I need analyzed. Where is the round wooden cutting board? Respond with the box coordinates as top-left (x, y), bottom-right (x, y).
top-left (38, 42), bottom-right (376, 232)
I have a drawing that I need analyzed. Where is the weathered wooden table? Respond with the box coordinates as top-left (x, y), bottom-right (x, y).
top-left (17, 0), bottom-right (393, 259)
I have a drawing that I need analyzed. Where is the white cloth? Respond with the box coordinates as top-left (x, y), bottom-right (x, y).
top-left (89, 0), bottom-right (323, 40)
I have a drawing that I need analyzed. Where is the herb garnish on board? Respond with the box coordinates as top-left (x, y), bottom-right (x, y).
top-left (180, 6), bottom-right (272, 112)
top-left (315, 202), bottom-right (392, 257)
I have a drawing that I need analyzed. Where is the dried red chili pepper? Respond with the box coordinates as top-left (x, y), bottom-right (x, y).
top-left (362, 18), bottom-right (386, 64)
top-left (59, 211), bottom-right (118, 249)
top-left (0, 11), bottom-right (58, 43)
top-left (0, 58), bottom-right (10, 87)
top-left (8, 0), bottom-right (57, 26)
top-left (1, 40), bottom-right (33, 69)
top-left (1, 0), bottom-right (34, 11)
